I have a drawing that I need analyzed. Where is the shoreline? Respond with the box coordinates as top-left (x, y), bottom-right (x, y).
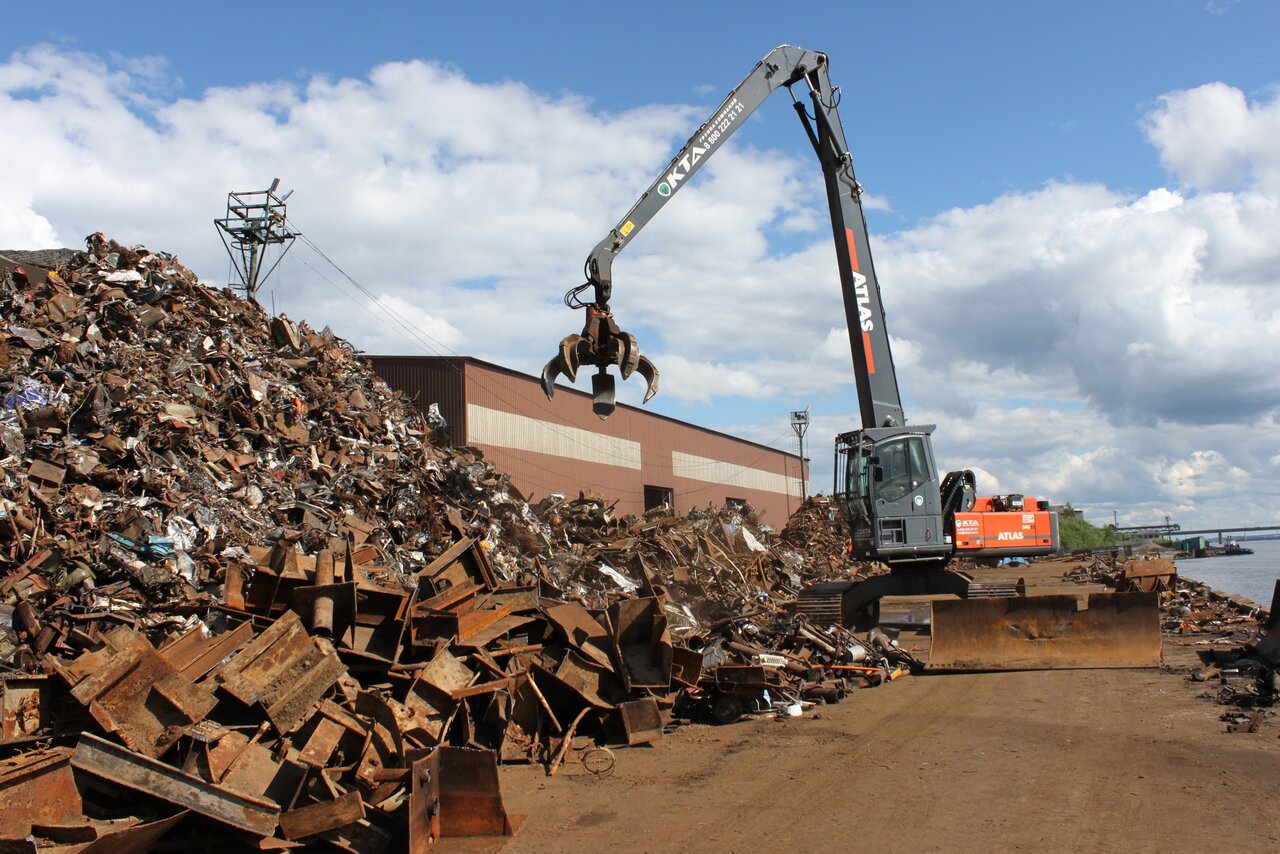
top-left (1174, 569), bottom-right (1274, 619)
top-left (1178, 574), bottom-right (1267, 611)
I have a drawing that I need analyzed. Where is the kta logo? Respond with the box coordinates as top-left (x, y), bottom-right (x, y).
top-left (657, 145), bottom-right (709, 197)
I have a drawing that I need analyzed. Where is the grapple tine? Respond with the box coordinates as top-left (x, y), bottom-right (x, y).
top-left (617, 332), bottom-right (641, 380)
top-left (558, 334), bottom-right (584, 382)
top-left (634, 355), bottom-right (660, 403)
top-left (540, 355), bottom-right (568, 399)
top-left (541, 334), bottom-right (591, 400)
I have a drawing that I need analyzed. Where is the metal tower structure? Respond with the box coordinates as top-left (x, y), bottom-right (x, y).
top-left (790, 407), bottom-right (809, 500)
top-left (214, 179), bottom-right (298, 302)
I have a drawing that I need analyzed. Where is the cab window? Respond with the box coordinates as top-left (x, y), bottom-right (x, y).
top-left (907, 438), bottom-right (930, 485)
top-left (876, 440), bottom-right (911, 502)
top-left (843, 448), bottom-right (871, 519)
top-left (875, 437), bottom-right (931, 503)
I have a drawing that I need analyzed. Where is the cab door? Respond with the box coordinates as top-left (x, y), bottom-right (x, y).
top-left (871, 436), bottom-right (944, 556)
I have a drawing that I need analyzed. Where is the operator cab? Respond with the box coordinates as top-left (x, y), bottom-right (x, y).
top-left (835, 425), bottom-right (951, 565)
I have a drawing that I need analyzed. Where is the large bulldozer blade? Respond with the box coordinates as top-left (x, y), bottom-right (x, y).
top-left (927, 592), bottom-right (1161, 671)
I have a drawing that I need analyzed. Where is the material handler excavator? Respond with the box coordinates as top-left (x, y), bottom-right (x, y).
top-left (541, 46), bottom-right (1159, 670)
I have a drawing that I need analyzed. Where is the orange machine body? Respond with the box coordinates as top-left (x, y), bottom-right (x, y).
top-left (953, 496), bottom-right (1058, 558)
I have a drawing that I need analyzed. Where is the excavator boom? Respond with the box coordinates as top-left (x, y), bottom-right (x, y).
top-left (540, 45), bottom-right (903, 427)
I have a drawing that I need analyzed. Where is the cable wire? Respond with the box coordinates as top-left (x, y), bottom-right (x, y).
top-left (281, 220), bottom-right (807, 502)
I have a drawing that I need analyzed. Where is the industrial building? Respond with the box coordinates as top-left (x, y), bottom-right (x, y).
top-left (369, 356), bottom-right (807, 525)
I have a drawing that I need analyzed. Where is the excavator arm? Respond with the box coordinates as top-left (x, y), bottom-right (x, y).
top-left (582, 46), bottom-right (820, 308)
top-left (541, 45), bottom-right (902, 426)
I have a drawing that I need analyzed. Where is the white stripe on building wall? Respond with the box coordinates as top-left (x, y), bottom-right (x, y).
top-left (671, 451), bottom-right (802, 497)
top-left (466, 404), bottom-right (642, 470)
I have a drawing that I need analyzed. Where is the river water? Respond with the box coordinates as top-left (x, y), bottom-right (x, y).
top-left (1174, 537), bottom-right (1280, 607)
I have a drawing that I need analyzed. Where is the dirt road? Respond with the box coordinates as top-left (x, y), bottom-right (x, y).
top-left (498, 582), bottom-right (1279, 853)
top-left (501, 665), bottom-right (1277, 853)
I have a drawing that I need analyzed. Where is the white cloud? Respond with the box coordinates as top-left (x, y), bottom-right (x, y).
top-left (0, 203), bottom-right (57, 247)
top-left (1205, 1), bottom-right (1241, 16)
top-left (1143, 82), bottom-right (1280, 192)
top-left (861, 192), bottom-right (892, 212)
top-left (351, 293), bottom-right (466, 355)
top-left (2, 48), bottom-right (1279, 526)
top-left (879, 175), bottom-right (1280, 428)
top-left (646, 354), bottom-right (777, 403)
top-left (1156, 449), bottom-right (1250, 501)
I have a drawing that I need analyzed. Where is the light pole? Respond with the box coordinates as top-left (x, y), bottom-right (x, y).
top-left (790, 408), bottom-right (809, 501)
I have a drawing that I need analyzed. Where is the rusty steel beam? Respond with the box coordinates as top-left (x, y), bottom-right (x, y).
top-left (279, 791), bottom-right (365, 841)
top-left (71, 733), bottom-right (279, 837)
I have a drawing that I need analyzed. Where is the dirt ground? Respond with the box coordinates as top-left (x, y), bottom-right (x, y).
top-left (496, 565), bottom-right (1280, 854)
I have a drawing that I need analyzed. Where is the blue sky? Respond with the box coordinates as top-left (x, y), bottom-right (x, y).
top-left (10, 0), bottom-right (1276, 222)
top-left (2, 1), bottom-right (1279, 527)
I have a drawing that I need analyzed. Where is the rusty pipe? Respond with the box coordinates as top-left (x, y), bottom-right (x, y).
top-left (313, 549), bottom-right (335, 636)
top-left (14, 600), bottom-right (40, 639)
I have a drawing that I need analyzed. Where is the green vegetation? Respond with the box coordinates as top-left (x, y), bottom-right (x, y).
top-left (1057, 506), bottom-right (1120, 551)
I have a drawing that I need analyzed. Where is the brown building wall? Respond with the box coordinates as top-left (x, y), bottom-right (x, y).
top-left (369, 356), bottom-right (806, 528)
top-left (367, 356), bottom-right (468, 447)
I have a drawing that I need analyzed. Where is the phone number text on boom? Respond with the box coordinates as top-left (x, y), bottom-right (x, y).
top-left (698, 98), bottom-right (746, 149)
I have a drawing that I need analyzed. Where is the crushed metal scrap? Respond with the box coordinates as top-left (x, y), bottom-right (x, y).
top-left (0, 237), bottom-right (915, 851)
top-left (1173, 576), bottom-right (1278, 732)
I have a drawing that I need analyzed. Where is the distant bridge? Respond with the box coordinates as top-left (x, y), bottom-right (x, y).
top-left (1134, 525), bottom-right (1280, 544)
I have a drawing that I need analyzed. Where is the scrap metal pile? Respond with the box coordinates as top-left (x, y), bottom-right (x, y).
top-left (1064, 555), bottom-right (1267, 638)
top-left (1061, 553), bottom-right (1179, 592)
top-left (0, 237), bottom-right (911, 850)
top-left (1164, 576), bottom-right (1268, 639)
top-left (1062, 553), bottom-right (1277, 732)
top-left (1175, 578), bottom-right (1278, 733)
top-left (778, 495), bottom-right (878, 582)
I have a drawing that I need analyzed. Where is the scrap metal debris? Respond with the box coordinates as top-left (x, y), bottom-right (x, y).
top-left (1182, 581), bottom-right (1278, 732)
top-left (0, 237), bottom-right (913, 850)
top-left (1062, 553), bottom-right (1276, 731)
